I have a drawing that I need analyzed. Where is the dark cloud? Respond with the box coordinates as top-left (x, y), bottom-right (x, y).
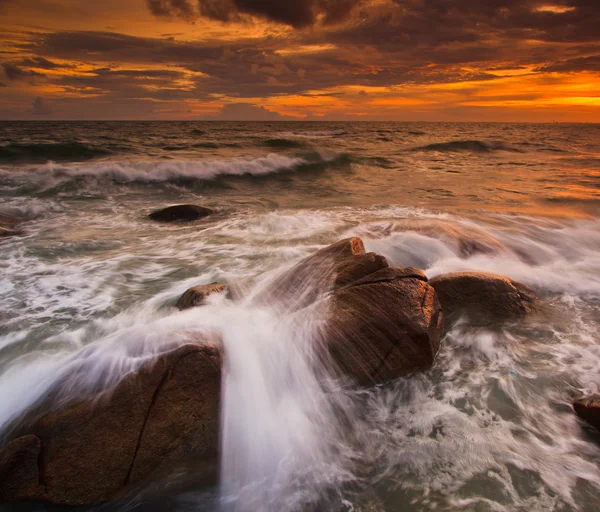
top-left (538, 55), bottom-right (600, 73)
top-left (208, 103), bottom-right (298, 120)
top-left (32, 96), bottom-right (52, 115)
top-left (19, 56), bottom-right (62, 69)
top-left (147, 0), bottom-right (196, 20)
top-left (147, 0), bottom-right (364, 28)
top-left (1, 62), bottom-right (45, 81)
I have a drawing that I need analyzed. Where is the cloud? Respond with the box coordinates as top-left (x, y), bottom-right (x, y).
top-left (147, 0), bottom-right (196, 19)
top-left (538, 55), bottom-right (600, 72)
top-left (147, 0), bottom-right (365, 28)
top-left (208, 103), bottom-right (299, 120)
top-left (2, 63), bottom-right (45, 81)
top-left (32, 97), bottom-right (52, 115)
top-left (18, 56), bottom-right (62, 69)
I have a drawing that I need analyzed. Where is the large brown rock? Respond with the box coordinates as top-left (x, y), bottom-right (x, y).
top-left (0, 343), bottom-right (221, 506)
top-left (324, 267), bottom-right (443, 385)
top-left (255, 237), bottom-right (388, 311)
top-left (263, 237), bottom-right (443, 385)
top-left (148, 205), bottom-right (214, 223)
top-left (574, 396), bottom-right (600, 431)
top-left (0, 212), bottom-right (23, 237)
top-left (429, 271), bottom-right (537, 324)
top-left (176, 282), bottom-right (227, 310)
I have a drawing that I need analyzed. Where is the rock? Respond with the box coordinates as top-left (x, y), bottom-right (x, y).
top-left (574, 396), bottom-right (600, 431)
top-left (324, 267), bottom-right (444, 385)
top-left (255, 237), bottom-right (389, 311)
top-left (258, 237), bottom-right (443, 385)
top-left (0, 212), bottom-right (23, 237)
top-left (176, 282), bottom-right (227, 310)
top-left (0, 344), bottom-right (221, 506)
top-left (429, 271), bottom-right (537, 324)
top-left (0, 436), bottom-right (43, 502)
top-left (148, 205), bottom-right (214, 223)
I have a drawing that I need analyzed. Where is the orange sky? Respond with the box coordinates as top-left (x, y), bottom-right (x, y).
top-left (0, 0), bottom-right (599, 121)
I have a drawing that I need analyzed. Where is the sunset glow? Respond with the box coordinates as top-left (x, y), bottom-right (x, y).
top-left (0, 0), bottom-right (598, 121)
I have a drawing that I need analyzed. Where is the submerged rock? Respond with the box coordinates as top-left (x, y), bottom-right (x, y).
top-left (0, 344), bottom-right (221, 506)
top-left (148, 205), bottom-right (214, 222)
top-left (0, 212), bottom-right (23, 237)
top-left (429, 271), bottom-right (537, 324)
top-left (176, 282), bottom-right (227, 310)
top-left (574, 396), bottom-right (600, 431)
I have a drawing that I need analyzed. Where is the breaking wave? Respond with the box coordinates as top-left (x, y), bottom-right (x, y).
top-left (0, 152), bottom-right (346, 193)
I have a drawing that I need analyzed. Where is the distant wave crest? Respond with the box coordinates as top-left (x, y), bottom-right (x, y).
top-left (0, 142), bottom-right (113, 164)
top-left (1, 152), bottom-right (345, 194)
top-left (413, 140), bottom-right (523, 153)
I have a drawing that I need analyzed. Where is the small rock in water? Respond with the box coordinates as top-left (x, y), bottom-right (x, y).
top-left (429, 271), bottom-right (537, 325)
top-left (574, 396), bottom-right (600, 431)
top-left (176, 282), bottom-right (227, 310)
top-left (148, 204), bottom-right (214, 222)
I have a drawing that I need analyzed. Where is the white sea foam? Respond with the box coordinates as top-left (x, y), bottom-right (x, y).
top-left (2, 205), bottom-right (600, 510)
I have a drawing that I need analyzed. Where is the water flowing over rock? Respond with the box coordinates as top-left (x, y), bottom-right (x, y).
top-left (261, 237), bottom-right (444, 385)
top-left (0, 344), bottom-right (221, 506)
top-left (574, 396), bottom-right (600, 431)
top-left (429, 271), bottom-right (537, 324)
top-left (254, 237), bottom-right (389, 312)
top-left (176, 282), bottom-right (227, 310)
top-left (0, 211), bottom-right (23, 237)
top-left (324, 266), bottom-right (444, 385)
top-left (148, 204), bottom-right (214, 222)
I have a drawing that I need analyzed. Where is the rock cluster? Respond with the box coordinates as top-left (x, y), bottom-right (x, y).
top-left (0, 237), bottom-right (540, 506)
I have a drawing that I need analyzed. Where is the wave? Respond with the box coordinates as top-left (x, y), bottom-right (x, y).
top-left (0, 142), bottom-right (114, 164)
top-left (1, 152), bottom-right (346, 193)
top-left (263, 138), bottom-right (307, 149)
top-left (281, 130), bottom-right (346, 139)
top-left (413, 140), bottom-right (523, 154)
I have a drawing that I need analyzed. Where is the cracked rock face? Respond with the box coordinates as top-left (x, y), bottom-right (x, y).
top-left (282, 238), bottom-right (444, 385)
top-left (324, 266), bottom-right (444, 385)
top-left (0, 344), bottom-right (221, 506)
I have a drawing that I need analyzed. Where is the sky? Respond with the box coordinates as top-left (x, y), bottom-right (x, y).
top-left (0, 0), bottom-right (599, 121)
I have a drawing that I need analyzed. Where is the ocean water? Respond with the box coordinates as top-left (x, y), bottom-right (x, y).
top-left (1, 121), bottom-right (600, 511)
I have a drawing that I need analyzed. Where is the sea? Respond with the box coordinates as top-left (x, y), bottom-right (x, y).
top-left (1, 121), bottom-right (600, 511)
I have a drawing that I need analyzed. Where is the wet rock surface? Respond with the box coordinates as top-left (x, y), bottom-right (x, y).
top-left (176, 282), bottom-right (228, 310)
top-left (574, 396), bottom-right (600, 431)
top-left (429, 271), bottom-right (537, 324)
top-left (0, 344), bottom-right (221, 506)
top-left (148, 205), bottom-right (214, 222)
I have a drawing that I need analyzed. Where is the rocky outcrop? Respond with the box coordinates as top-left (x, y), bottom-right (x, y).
top-left (0, 212), bottom-right (23, 237)
top-left (0, 344), bottom-right (221, 506)
top-left (148, 205), bottom-right (214, 222)
top-left (255, 237), bottom-right (389, 311)
top-left (574, 396), bottom-right (600, 431)
top-left (429, 271), bottom-right (537, 324)
top-left (260, 237), bottom-right (444, 385)
top-left (324, 266), bottom-right (443, 385)
top-left (176, 282), bottom-right (227, 310)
